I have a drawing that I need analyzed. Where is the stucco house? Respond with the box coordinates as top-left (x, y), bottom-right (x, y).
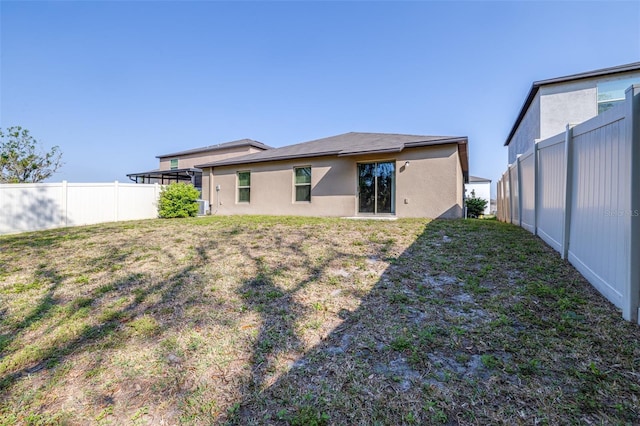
top-left (505, 62), bottom-right (640, 164)
top-left (465, 176), bottom-right (491, 216)
top-left (127, 139), bottom-right (271, 193)
top-left (196, 132), bottom-right (469, 219)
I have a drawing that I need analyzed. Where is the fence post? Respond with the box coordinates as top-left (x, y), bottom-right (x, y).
top-left (507, 170), bottom-right (512, 224)
top-left (508, 167), bottom-right (513, 224)
top-left (496, 179), bottom-right (501, 221)
top-left (501, 179), bottom-right (505, 222)
top-left (626, 84), bottom-right (640, 323)
top-left (500, 178), bottom-right (504, 222)
top-left (561, 124), bottom-right (574, 260)
top-left (62, 180), bottom-right (68, 227)
top-left (114, 181), bottom-right (119, 222)
top-left (500, 176), bottom-right (505, 222)
top-left (533, 141), bottom-right (539, 236)
top-left (517, 155), bottom-right (523, 227)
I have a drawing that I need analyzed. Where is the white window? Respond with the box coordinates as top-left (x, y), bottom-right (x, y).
top-left (237, 171), bottom-right (250, 203)
top-left (294, 167), bottom-right (311, 202)
top-left (597, 77), bottom-right (640, 113)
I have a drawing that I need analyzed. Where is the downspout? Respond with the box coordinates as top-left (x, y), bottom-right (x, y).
top-left (463, 179), bottom-right (467, 219)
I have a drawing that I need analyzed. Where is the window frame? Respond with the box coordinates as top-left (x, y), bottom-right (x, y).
top-left (357, 160), bottom-right (396, 215)
top-left (170, 159), bottom-right (179, 170)
top-left (597, 77), bottom-right (640, 114)
top-left (237, 171), bottom-right (251, 203)
top-left (293, 166), bottom-right (312, 203)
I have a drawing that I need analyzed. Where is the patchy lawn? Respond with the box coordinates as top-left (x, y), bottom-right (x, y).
top-left (0, 216), bottom-right (639, 425)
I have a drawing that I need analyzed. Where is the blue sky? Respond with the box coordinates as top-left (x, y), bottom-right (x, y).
top-left (1, 1), bottom-right (639, 195)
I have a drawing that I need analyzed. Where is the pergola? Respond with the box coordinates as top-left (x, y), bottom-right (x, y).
top-left (126, 168), bottom-right (202, 187)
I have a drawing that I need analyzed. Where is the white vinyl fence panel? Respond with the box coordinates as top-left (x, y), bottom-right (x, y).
top-left (569, 108), bottom-right (630, 309)
top-left (497, 84), bottom-right (640, 323)
top-left (536, 134), bottom-right (566, 253)
top-left (67, 183), bottom-right (117, 226)
top-left (0, 182), bottom-right (161, 235)
top-left (496, 179), bottom-right (505, 222)
top-left (117, 183), bottom-right (162, 221)
top-left (509, 165), bottom-right (519, 224)
top-left (519, 150), bottom-right (536, 233)
top-left (499, 170), bottom-right (511, 223)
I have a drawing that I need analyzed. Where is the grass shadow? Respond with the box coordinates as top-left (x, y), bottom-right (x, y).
top-left (227, 219), bottom-right (640, 425)
top-left (0, 240), bottom-right (211, 394)
top-left (2, 217), bottom-right (640, 424)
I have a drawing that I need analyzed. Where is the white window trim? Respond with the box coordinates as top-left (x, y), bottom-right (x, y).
top-left (293, 166), bottom-right (312, 203)
top-left (237, 171), bottom-right (251, 203)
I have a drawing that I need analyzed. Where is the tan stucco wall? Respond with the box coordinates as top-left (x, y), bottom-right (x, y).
top-left (202, 144), bottom-right (463, 218)
top-left (202, 169), bottom-right (212, 206)
top-left (158, 146), bottom-right (262, 170)
top-left (456, 150), bottom-right (464, 216)
top-left (394, 145), bottom-right (463, 218)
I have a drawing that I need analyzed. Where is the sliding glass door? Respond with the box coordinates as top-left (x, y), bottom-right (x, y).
top-left (358, 162), bottom-right (395, 214)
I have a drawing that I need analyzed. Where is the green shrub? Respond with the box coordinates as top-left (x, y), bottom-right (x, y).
top-left (465, 196), bottom-right (488, 218)
top-left (158, 182), bottom-right (200, 218)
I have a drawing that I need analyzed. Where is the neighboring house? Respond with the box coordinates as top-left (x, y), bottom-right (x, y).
top-left (196, 132), bottom-right (469, 219)
top-left (505, 62), bottom-right (640, 164)
top-left (127, 139), bottom-right (271, 193)
top-left (465, 176), bottom-right (491, 216)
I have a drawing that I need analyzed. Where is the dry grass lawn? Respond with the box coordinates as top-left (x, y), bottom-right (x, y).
top-left (0, 216), bottom-right (639, 425)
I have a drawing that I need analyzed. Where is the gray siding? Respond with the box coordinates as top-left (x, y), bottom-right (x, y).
top-left (508, 94), bottom-right (540, 164)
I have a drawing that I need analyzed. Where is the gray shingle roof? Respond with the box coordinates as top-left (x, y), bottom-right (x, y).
top-left (157, 139), bottom-right (272, 159)
top-left (196, 132), bottom-right (468, 174)
top-left (505, 62), bottom-right (640, 146)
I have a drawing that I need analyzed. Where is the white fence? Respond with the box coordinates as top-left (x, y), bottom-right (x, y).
top-left (0, 181), bottom-right (161, 235)
top-left (498, 84), bottom-right (640, 323)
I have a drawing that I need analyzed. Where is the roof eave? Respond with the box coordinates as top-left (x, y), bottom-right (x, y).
top-left (156, 141), bottom-right (271, 159)
top-left (457, 139), bottom-right (469, 183)
top-left (337, 147), bottom-right (403, 157)
top-left (504, 83), bottom-right (539, 146)
top-left (196, 151), bottom-right (343, 168)
top-left (404, 137), bottom-right (468, 148)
